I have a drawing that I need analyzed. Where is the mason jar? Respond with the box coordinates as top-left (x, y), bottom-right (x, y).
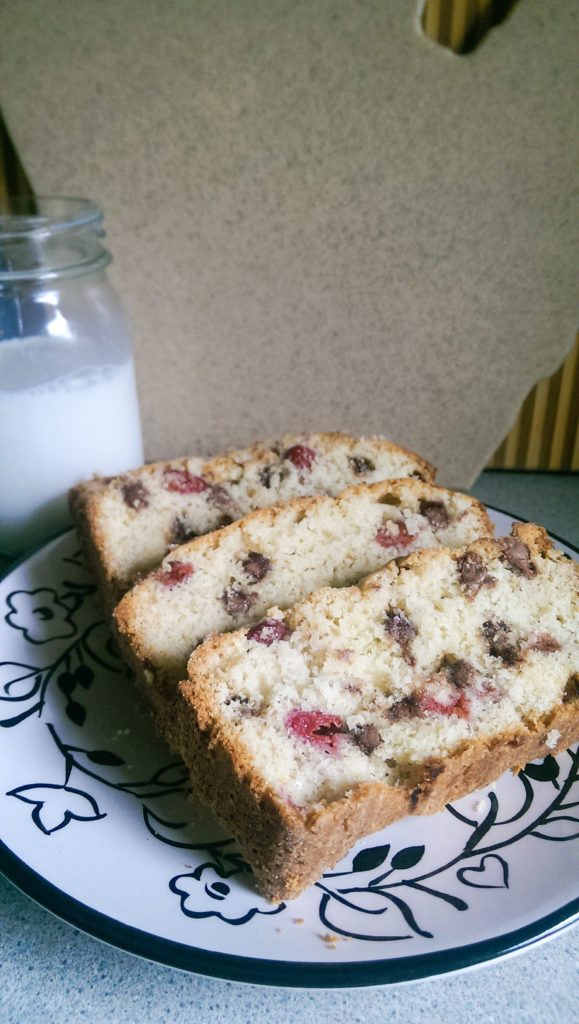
top-left (0, 196), bottom-right (144, 555)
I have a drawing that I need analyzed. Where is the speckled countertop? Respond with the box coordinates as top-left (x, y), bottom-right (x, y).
top-left (1, 471), bottom-right (578, 1024)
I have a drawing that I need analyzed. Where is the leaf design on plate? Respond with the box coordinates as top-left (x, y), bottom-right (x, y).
top-left (150, 762), bottom-right (190, 787)
top-left (0, 661), bottom-right (42, 700)
top-left (523, 756), bottom-right (560, 784)
top-left (351, 844), bottom-right (390, 873)
top-left (86, 749), bottom-right (126, 767)
top-left (65, 700), bottom-right (87, 727)
top-left (143, 806), bottom-right (203, 848)
top-left (316, 887), bottom-right (429, 942)
top-left (530, 815), bottom-right (579, 841)
top-left (390, 845), bottom-right (425, 871)
top-left (7, 783), bottom-right (106, 834)
top-left (0, 662), bottom-right (45, 727)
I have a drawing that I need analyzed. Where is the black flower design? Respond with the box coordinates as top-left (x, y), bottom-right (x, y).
top-left (170, 862), bottom-right (284, 925)
top-left (5, 588), bottom-right (76, 644)
top-left (3, 535), bottom-right (578, 947)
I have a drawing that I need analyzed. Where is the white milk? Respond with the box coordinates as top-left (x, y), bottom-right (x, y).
top-left (0, 355), bottom-right (144, 554)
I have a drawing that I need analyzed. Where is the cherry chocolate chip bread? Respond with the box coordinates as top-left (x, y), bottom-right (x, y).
top-left (113, 478), bottom-right (492, 720)
top-left (69, 432), bottom-right (434, 615)
top-left (174, 524), bottom-right (579, 902)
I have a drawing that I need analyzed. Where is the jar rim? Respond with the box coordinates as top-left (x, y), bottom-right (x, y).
top-left (0, 196), bottom-right (103, 240)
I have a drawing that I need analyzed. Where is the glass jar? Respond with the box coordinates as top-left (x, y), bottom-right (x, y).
top-left (0, 196), bottom-right (144, 555)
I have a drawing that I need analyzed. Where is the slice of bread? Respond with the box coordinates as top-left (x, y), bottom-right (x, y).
top-left (174, 524), bottom-right (579, 901)
top-left (70, 432), bottom-right (434, 614)
top-left (114, 479), bottom-right (492, 716)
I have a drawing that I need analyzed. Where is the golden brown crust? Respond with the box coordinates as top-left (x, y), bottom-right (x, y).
top-left (177, 523), bottom-right (578, 901)
top-left (175, 674), bottom-right (579, 901)
top-left (68, 483), bottom-right (126, 614)
top-left (201, 432), bottom-right (436, 486)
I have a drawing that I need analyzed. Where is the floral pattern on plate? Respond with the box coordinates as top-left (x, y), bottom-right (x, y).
top-left (0, 513), bottom-right (577, 985)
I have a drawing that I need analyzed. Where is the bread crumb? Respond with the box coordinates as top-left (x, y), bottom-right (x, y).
top-left (293, 918), bottom-right (304, 925)
top-left (546, 729), bottom-right (561, 750)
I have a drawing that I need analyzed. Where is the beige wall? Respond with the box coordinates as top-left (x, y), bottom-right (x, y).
top-left (0, 0), bottom-right (576, 487)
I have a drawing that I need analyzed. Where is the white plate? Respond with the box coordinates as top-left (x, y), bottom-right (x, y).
top-left (0, 508), bottom-right (577, 987)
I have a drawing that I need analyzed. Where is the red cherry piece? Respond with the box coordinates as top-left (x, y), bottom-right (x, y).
top-left (285, 709), bottom-right (345, 753)
top-left (246, 619), bottom-right (288, 645)
top-left (419, 690), bottom-right (470, 720)
top-left (154, 561), bottom-right (194, 588)
top-left (163, 469), bottom-right (208, 494)
top-left (375, 520), bottom-right (417, 549)
top-left (528, 633), bottom-right (561, 653)
top-left (283, 444), bottom-right (316, 471)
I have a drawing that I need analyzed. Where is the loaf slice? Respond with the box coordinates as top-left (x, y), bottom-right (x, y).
top-left (174, 524), bottom-right (579, 902)
top-left (70, 432), bottom-right (434, 614)
top-left (114, 479), bottom-right (492, 715)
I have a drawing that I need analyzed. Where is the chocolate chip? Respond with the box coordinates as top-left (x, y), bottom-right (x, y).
top-left (444, 657), bottom-right (478, 689)
top-left (348, 455), bottom-right (376, 475)
top-left (388, 694), bottom-right (420, 722)
top-left (384, 609), bottom-right (417, 649)
top-left (499, 536), bottom-right (537, 578)
top-left (411, 471), bottom-right (427, 482)
top-left (259, 464), bottom-right (275, 489)
top-left (121, 479), bottom-right (149, 510)
top-left (242, 551), bottom-right (271, 581)
top-left (410, 786), bottom-right (422, 809)
top-left (350, 723), bottom-right (382, 754)
top-left (482, 620), bottom-right (519, 665)
top-left (482, 620), bottom-right (510, 643)
top-left (377, 493), bottom-right (401, 507)
top-left (563, 673), bottom-right (579, 703)
top-left (422, 763), bottom-right (446, 784)
top-left (217, 514), bottom-right (234, 528)
top-left (221, 587), bottom-right (258, 616)
top-left (456, 551), bottom-right (495, 597)
top-left (420, 500), bottom-right (450, 529)
top-left (208, 484), bottom-right (234, 512)
top-left (224, 694), bottom-right (258, 716)
top-left (168, 517), bottom-right (198, 547)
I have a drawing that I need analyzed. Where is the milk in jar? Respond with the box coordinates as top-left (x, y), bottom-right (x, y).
top-left (0, 197), bottom-right (144, 555)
